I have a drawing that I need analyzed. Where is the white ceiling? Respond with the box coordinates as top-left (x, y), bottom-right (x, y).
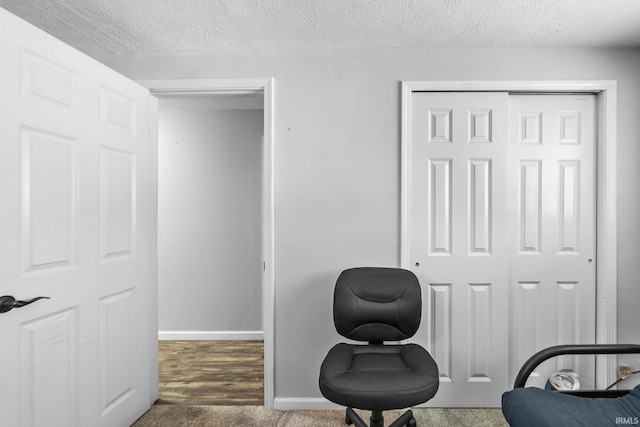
top-left (1, 0), bottom-right (639, 55)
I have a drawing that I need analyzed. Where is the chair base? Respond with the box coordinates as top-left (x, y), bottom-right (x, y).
top-left (345, 407), bottom-right (417, 427)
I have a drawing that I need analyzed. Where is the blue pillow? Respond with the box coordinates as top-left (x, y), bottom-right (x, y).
top-left (501, 384), bottom-right (640, 427)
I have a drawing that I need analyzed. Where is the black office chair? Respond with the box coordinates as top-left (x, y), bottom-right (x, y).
top-left (319, 267), bottom-right (439, 427)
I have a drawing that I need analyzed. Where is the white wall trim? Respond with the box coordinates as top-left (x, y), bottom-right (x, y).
top-left (595, 82), bottom-right (618, 386)
top-left (273, 397), bottom-right (343, 411)
top-left (147, 96), bottom-right (160, 405)
top-left (401, 80), bottom-right (618, 388)
top-left (137, 78), bottom-right (269, 94)
top-left (158, 331), bottom-right (264, 341)
top-left (139, 77), bottom-right (276, 409)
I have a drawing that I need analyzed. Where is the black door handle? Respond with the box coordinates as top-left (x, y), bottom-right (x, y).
top-left (0, 295), bottom-right (50, 313)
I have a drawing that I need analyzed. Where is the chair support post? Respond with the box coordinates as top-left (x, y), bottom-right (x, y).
top-left (369, 410), bottom-right (384, 427)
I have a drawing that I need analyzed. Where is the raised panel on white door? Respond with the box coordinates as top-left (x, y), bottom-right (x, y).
top-left (20, 48), bottom-right (75, 111)
top-left (519, 160), bottom-right (541, 254)
top-left (427, 283), bottom-right (452, 383)
top-left (558, 112), bottom-right (581, 144)
top-left (469, 110), bottom-right (492, 143)
top-left (100, 147), bottom-right (136, 261)
top-left (519, 112), bottom-right (541, 145)
top-left (428, 159), bottom-right (452, 256)
top-left (20, 308), bottom-right (78, 427)
top-left (509, 281), bottom-right (541, 382)
top-left (468, 159), bottom-right (492, 255)
top-left (21, 127), bottom-right (77, 274)
top-left (556, 281), bottom-right (579, 371)
top-left (428, 109), bottom-right (452, 143)
top-left (100, 290), bottom-right (135, 416)
top-left (468, 284), bottom-right (492, 382)
top-left (100, 86), bottom-right (137, 135)
top-left (558, 161), bottom-right (580, 254)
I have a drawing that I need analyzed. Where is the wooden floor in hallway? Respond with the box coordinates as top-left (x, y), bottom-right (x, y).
top-left (157, 340), bottom-right (264, 406)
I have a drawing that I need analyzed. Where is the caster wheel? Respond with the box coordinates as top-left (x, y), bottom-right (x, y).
top-left (407, 417), bottom-right (417, 427)
top-left (345, 414), bottom-right (353, 425)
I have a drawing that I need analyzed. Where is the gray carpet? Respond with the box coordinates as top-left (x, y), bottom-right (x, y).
top-left (132, 405), bottom-right (509, 426)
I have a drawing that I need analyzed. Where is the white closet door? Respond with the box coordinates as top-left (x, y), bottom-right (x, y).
top-left (508, 94), bottom-right (596, 389)
top-left (408, 92), bottom-right (596, 406)
top-left (410, 92), bottom-right (510, 406)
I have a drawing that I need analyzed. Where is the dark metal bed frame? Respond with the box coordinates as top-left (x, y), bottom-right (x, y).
top-left (513, 344), bottom-right (640, 397)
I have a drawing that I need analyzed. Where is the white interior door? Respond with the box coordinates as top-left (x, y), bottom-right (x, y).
top-left (508, 94), bottom-right (596, 389)
top-left (0, 9), bottom-right (156, 427)
top-left (408, 91), bottom-right (596, 406)
top-left (409, 92), bottom-right (510, 407)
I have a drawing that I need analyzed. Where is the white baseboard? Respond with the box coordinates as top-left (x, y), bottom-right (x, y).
top-left (273, 397), bottom-right (342, 410)
top-left (158, 330), bottom-right (263, 340)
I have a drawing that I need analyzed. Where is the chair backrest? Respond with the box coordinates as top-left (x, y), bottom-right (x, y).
top-left (333, 267), bottom-right (422, 342)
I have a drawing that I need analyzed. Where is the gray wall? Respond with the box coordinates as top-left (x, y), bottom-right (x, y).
top-left (157, 105), bottom-right (263, 334)
top-left (96, 47), bottom-right (640, 400)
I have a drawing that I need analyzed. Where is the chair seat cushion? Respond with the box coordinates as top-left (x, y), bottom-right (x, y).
top-left (501, 384), bottom-right (640, 427)
top-left (319, 343), bottom-right (439, 411)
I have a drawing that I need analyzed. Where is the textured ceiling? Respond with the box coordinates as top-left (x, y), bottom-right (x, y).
top-left (1, 0), bottom-right (640, 54)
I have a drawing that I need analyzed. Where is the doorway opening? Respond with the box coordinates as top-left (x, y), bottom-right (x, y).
top-left (141, 78), bottom-right (275, 408)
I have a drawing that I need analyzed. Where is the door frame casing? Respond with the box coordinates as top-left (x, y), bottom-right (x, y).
top-left (137, 78), bottom-right (276, 409)
top-left (400, 80), bottom-right (617, 388)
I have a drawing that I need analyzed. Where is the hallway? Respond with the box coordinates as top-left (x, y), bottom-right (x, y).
top-left (157, 341), bottom-right (263, 405)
